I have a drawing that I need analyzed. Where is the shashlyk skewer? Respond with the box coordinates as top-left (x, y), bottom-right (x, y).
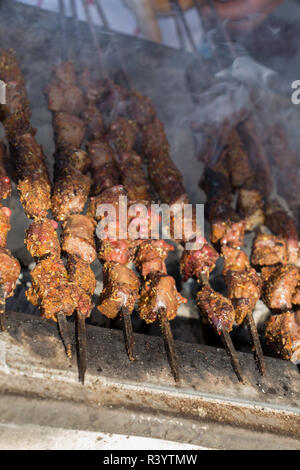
top-left (0, 50), bottom-right (74, 353)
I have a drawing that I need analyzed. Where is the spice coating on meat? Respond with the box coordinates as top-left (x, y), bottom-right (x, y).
top-left (139, 273), bottom-right (186, 323)
top-left (265, 311), bottom-right (300, 363)
top-left (237, 189), bottom-right (264, 231)
top-left (62, 214), bottom-right (96, 263)
top-left (196, 285), bottom-right (235, 333)
top-left (98, 239), bottom-right (137, 265)
top-left (46, 82), bottom-right (84, 115)
top-left (108, 117), bottom-right (138, 154)
top-left (128, 90), bottom-right (156, 126)
top-left (83, 101), bottom-right (105, 140)
top-left (27, 257), bottom-right (77, 320)
top-left (53, 112), bottom-right (86, 150)
top-left (0, 248), bottom-right (20, 298)
top-left (0, 141), bottom-right (11, 200)
top-left (98, 262), bottom-right (140, 319)
top-left (224, 128), bottom-right (254, 188)
top-left (87, 140), bottom-right (119, 195)
top-left (0, 205), bottom-right (11, 248)
top-left (118, 151), bottom-right (151, 202)
top-left (208, 200), bottom-right (246, 249)
top-left (251, 233), bottom-right (288, 267)
top-left (51, 168), bottom-right (91, 221)
top-left (180, 243), bottom-right (219, 281)
top-left (135, 240), bottom-right (174, 278)
top-left (265, 201), bottom-right (299, 265)
top-left (263, 265), bottom-right (299, 310)
top-left (25, 219), bottom-right (60, 259)
top-left (67, 255), bottom-right (96, 317)
top-left (54, 148), bottom-right (91, 176)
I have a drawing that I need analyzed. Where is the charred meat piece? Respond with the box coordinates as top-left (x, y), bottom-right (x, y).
top-left (135, 240), bottom-right (174, 278)
top-left (118, 152), bottom-right (151, 202)
top-left (265, 311), bottom-right (300, 364)
top-left (222, 245), bottom-right (250, 272)
top-left (139, 273), bottom-right (186, 324)
top-left (251, 233), bottom-right (288, 267)
top-left (0, 142), bottom-right (11, 200)
top-left (196, 285), bottom-right (235, 333)
top-left (53, 112), bottom-right (86, 150)
top-left (128, 90), bottom-right (156, 126)
top-left (99, 80), bottom-right (129, 119)
top-left (27, 257), bottom-right (76, 321)
top-left (25, 219), bottom-right (60, 259)
top-left (79, 68), bottom-right (104, 103)
top-left (62, 214), bottom-right (96, 264)
top-left (98, 239), bottom-right (137, 265)
top-left (237, 189), bottom-right (264, 231)
top-left (224, 128), bottom-right (254, 188)
top-left (263, 265), bottom-right (299, 311)
top-left (108, 117), bottom-right (138, 154)
top-left (208, 199), bottom-right (246, 249)
top-left (54, 148), bottom-right (90, 176)
top-left (180, 243), bottom-right (219, 281)
top-left (293, 282), bottom-right (300, 306)
top-left (140, 118), bottom-right (170, 159)
top-left (88, 185), bottom-right (127, 220)
top-left (46, 82), bottom-right (84, 115)
top-left (0, 248), bottom-right (20, 298)
top-left (12, 133), bottom-right (51, 218)
top-left (51, 167), bottom-right (91, 221)
top-left (200, 167), bottom-right (232, 203)
top-left (82, 101), bottom-right (105, 140)
top-left (0, 205), bottom-right (11, 248)
top-left (87, 140), bottom-right (119, 195)
top-left (67, 255), bottom-right (96, 317)
top-left (98, 262), bottom-right (140, 319)
top-left (265, 200), bottom-right (299, 265)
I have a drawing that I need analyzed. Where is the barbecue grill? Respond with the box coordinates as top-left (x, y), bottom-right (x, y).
top-left (0, 0), bottom-right (299, 450)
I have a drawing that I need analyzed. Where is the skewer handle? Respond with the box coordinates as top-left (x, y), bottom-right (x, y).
top-left (76, 310), bottom-right (88, 384)
top-left (57, 312), bottom-right (72, 359)
top-left (0, 283), bottom-right (6, 332)
top-left (158, 307), bottom-right (180, 384)
top-left (221, 331), bottom-right (245, 383)
top-left (121, 306), bottom-right (135, 362)
top-left (246, 311), bottom-right (266, 376)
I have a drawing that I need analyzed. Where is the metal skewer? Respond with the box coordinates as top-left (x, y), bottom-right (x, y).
top-left (158, 307), bottom-right (180, 384)
top-left (76, 310), bottom-right (88, 384)
top-left (246, 310), bottom-right (266, 376)
top-left (0, 283), bottom-right (6, 332)
top-left (121, 306), bottom-right (135, 361)
top-left (57, 312), bottom-right (72, 358)
top-left (171, 0), bottom-right (197, 52)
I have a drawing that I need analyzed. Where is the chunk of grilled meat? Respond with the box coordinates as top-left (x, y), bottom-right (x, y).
top-left (62, 214), bottom-right (96, 264)
top-left (222, 247), bottom-right (262, 325)
top-left (46, 81), bottom-right (84, 115)
top-left (265, 311), bottom-right (300, 364)
top-left (224, 128), bottom-right (254, 188)
top-left (180, 243), bottom-right (219, 281)
top-left (27, 257), bottom-right (76, 321)
top-left (53, 112), bottom-right (86, 151)
top-left (11, 133), bottom-right (51, 219)
top-left (0, 248), bottom-right (20, 298)
top-left (207, 198), bottom-right (246, 249)
top-left (251, 233), bottom-right (288, 267)
top-left (237, 189), bottom-right (264, 231)
top-left (265, 200), bottom-right (299, 265)
top-left (51, 167), bottom-right (91, 221)
top-left (263, 265), bottom-right (299, 311)
top-left (83, 101), bottom-right (105, 140)
top-left (87, 140), bottom-right (119, 196)
top-left (0, 142), bottom-right (11, 200)
top-left (0, 205), bottom-right (11, 248)
top-left (140, 118), bottom-right (170, 160)
top-left (54, 148), bottom-right (91, 176)
top-left (25, 219), bottom-right (60, 259)
top-left (108, 117), bottom-right (138, 154)
top-left (139, 273), bottom-right (186, 324)
top-left (128, 90), bottom-right (156, 126)
top-left (135, 240), bottom-right (174, 278)
top-left (118, 151), bottom-right (151, 202)
top-left (67, 255), bottom-right (96, 317)
top-left (98, 262), bottom-right (140, 319)
top-left (88, 185), bottom-right (127, 220)
top-left (196, 285), bottom-right (235, 333)
top-left (200, 167), bottom-right (232, 203)
top-left (52, 61), bottom-right (77, 86)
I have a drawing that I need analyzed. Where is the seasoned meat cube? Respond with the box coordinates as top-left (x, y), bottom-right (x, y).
top-left (265, 311), bottom-right (300, 363)
top-left (135, 240), bottom-right (174, 278)
top-left (222, 246), bottom-right (250, 273)
top-left (27, 257), bottom-right (76, 321)
top-left (54, 148), bottom-right (90, 176)
top-left (225, 128), bottom-right (254, 188)
top-left (140, 118), bottom-right (170, 159)
top-left (293, 283), bottom-right (300, 306)
top-left (62, 214), bottom-right (96, 263)
top-left (265, 200), bottom-right (299, 265)
top-left (0, 248), bottom-right (20, 298)
top-left (53, 61), bottom-right (77, 86)
top-left (46, 82), bottom-right (84, 115)
top-left (251, 233), bottom-right (288, 267)
top-left (237, 189), bottom-right (264, 231)
top-left (98, 239), bottom-right (136, 265)
top-left (25, 219), bottom-right (60, 259)
top-left (98, 262), bottom-right (140, 319)
top-left (67, 255), bottom-right (96, 318)
top-left (79, 68), bottom-right (104, 103)
top-left (208, 200), bottom-right (246, 249)
top-left (128, 90), bottom-right (156, 126)
top-left (82, 101), bottom-right (105, 139)
top-left (180, 243), bottom-right (219, 281)
top-left (263, 265), bottom-right (299, 310)
top-left (0, 141), bottom-right (11, 200)
top-left (51, 167), bottom-right (91, 221)
top-left (88, 185), bottom-right (127, 220)
top-left (100, 81), bottom-right (129, 119)
top-left (108, 117), bottom-right (138, 154)
top-left (53, 112), bottom-right (86, 150)
top-left (139, 273), bottom-right (186, 324)
top-left (87, 140), bottom-right (119, 195)
top-left (196, 285), bottom-right (235, 333)
top-left (18, 175), bottom-right (51, 219)
top-left (200, 167), bottom-right (232, 202)
top-left (118, 152), bottom-right (150, 202)
top-left (0, 205), bottom-right (11, 248)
